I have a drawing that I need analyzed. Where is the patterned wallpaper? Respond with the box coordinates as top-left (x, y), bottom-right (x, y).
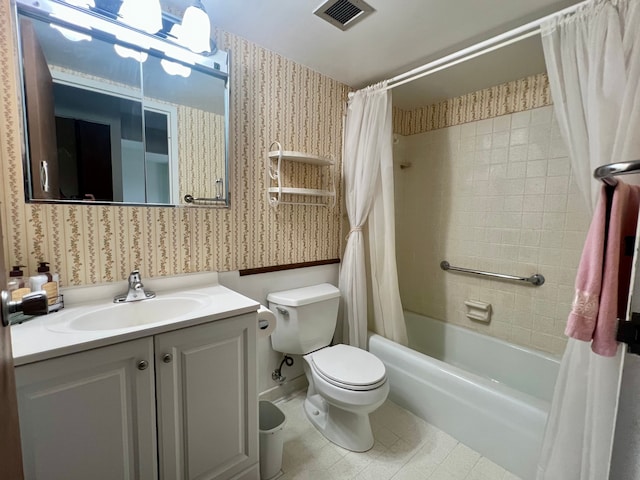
top-left (0, 2), bottom-right (349, 287)
top-left (393, 73), bottom-right (552, 135)
top-left (177, 107), bottom-right (225, 203)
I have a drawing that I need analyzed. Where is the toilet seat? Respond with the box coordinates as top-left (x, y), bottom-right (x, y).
top-left (309, 344), bottom-right (387, 391)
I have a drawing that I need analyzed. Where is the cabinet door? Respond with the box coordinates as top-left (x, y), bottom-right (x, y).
top-left (15, 338), bottom-right (157, 480)
top-left (155, 314), bottom-right (258, 480)
top-left (20, 18), bottom-right (60, 200)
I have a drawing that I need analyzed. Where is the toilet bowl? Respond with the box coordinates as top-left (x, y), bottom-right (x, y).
top-left (302, 344), bottom-right (389, 452)
top-left (267, 284), bottom-right (389, 452)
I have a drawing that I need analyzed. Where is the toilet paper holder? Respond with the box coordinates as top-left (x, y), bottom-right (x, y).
top-left (257, 305), bottom-right (277, 338)
top-left (258, 318), bottom-right (271, 330)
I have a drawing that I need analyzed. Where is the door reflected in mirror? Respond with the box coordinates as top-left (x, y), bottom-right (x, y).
top-left (16, 1), bottom-right (229, 206)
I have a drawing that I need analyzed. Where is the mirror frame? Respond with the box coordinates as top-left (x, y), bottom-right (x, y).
top-left (14, 0), bottom-right (231, 208)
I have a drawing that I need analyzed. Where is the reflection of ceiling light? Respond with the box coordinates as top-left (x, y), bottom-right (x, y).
top-left (179, 1), bottom-right (211, 53)
top-left (117, 0), bottom-right (162, 34)
top-left (113, 23), bottom-right (151, 62)
top-left (24, 0), bottom-right (227, 75)
top-left (50, 25), bottom-right (92, 42)
top-left (48, 0), bottom-right (95, 41)
top-left (164, 22), bottom-right (209, 68)
top-left (114, 44), bottom-right (149, 63)
top-left (161, 59), bottom-right (192, 78)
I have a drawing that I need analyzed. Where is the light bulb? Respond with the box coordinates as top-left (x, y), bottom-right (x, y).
top-left (179, 3), bottom-right (211, 53)
top-left (118, 0), bottom-right (162, 34)
top-left (167, 24), bottom-right (183, 44)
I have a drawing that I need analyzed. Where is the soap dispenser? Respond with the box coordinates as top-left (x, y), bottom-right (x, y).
top-left (8, 265), bottom-right (30, 301)
top-left (30, 262), bottom-right (61, 310)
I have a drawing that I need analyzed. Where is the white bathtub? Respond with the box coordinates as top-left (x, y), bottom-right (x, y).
top-left (368, 311), bottom-right (560, 480)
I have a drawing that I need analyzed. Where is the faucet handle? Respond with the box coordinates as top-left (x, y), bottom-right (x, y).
top-left (114, 270), bottom-right (154, 303)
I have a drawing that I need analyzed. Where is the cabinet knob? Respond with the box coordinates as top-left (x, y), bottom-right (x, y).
top-left (162, 353), bottom-right (173, 363)
top-left (137, 360), bottom-right (149, 370)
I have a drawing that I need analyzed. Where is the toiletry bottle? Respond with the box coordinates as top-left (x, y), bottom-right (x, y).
top-left (8, 265), bottom-right (31, 301)
top-left (30, 262), bottom-right (61, 310)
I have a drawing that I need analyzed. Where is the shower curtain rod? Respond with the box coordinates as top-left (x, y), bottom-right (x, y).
top-left (379, 0), bottom-right (591, 92)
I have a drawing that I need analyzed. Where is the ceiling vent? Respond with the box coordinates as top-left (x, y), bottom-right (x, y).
top-left (314, 0), bottom-right (375, 31)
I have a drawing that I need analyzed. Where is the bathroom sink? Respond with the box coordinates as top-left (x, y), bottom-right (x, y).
top-left (47, 293), bottom-right (213, 332)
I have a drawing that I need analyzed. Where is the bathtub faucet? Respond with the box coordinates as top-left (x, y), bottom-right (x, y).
top-left (114, 270), bottom-right (156, 303)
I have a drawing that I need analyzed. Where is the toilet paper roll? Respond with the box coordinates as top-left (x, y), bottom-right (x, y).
top-left (257, 305), bottom-right (276, 338)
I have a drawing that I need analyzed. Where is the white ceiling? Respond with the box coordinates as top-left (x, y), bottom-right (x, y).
top-left (165, 0), bottom-right (583, 108)
top-left (392, 35), bottom-right (547, 109)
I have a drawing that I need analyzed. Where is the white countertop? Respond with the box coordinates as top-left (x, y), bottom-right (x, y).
top-left (11, 275), bottom-right (259, 366)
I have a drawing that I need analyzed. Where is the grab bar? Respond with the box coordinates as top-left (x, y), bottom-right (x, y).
top-left (440, 261), bottom-right (545, 286)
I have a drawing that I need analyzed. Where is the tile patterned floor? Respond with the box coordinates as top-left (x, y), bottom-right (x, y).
top-left (274, 391), bottom-right (522, 480)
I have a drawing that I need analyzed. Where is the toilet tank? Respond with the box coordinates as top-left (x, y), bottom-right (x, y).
top-left (267, 283), bottom-right (341, 355)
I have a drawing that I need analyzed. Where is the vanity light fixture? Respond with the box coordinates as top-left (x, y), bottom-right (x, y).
top-left (19, 0), bottom-right (224, 76)
top-left (178, 1), bottom-right (212, 53)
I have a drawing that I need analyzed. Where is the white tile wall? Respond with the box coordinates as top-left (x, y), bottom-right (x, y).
top-left (394, 106), bottom-right (590, 355)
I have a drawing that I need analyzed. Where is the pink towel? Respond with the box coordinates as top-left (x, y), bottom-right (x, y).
top-left (567, 182), bottom-right (640, 356)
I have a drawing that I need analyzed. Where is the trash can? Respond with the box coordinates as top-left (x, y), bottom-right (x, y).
top-left (259, 400), bottom-right (287, 480)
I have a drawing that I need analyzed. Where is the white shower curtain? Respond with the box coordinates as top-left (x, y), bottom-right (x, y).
top-left (538, 1), bottom-right (640, 479)
top-left (367, 102), bottom-right (409, 347)
top-left (543, 0), bottom-right (640, 213)
top-left (339, 82), bottom-right (407, 349)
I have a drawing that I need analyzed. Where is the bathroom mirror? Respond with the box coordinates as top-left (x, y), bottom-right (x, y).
top-left (15, 0), bottom-right (229, 206)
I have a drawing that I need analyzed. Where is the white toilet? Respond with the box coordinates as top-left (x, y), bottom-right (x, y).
top-left (267, 283), bottom-right (389, 452)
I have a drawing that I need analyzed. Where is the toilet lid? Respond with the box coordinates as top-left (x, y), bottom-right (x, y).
top-left (310, 344), bottom-right (386, 390)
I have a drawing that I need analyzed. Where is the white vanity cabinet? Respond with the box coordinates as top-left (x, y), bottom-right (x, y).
top-left (155, 314), bottom-right (258, 480)
top-left (14, 313), bottom-right (258, 480)
top-left (15, 337), bottom-right (158, 480)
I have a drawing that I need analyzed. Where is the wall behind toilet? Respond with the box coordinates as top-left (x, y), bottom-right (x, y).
top-left (220, 264), bottom-right (340, 395)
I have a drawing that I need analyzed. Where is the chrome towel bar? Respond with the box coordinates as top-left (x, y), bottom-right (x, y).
top-left (440, 261), bottom-right (545, 286)
top-left (183, 194), bottom-right (225, 205)
top-left (594, 160), bottom-right (640, 186)
top-left (184, 178), bottom-right (226, 204)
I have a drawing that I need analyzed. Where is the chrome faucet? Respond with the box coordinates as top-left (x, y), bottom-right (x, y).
top-left (114, 270), bottom-right (156, 303)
